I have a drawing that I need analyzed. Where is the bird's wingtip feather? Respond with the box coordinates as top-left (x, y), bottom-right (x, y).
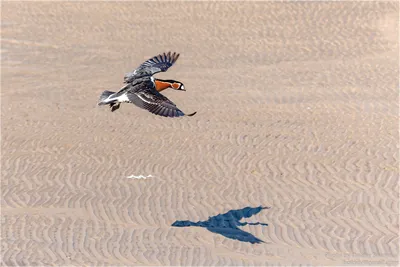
top-left (186, 111), bottom-right (197, 117)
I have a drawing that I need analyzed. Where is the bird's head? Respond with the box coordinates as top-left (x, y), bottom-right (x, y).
top-left (171, 81), bottom-right (185, 91)
top-left (154, 79), bottom-right (186, 92)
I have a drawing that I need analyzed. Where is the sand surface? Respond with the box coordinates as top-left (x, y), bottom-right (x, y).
top-left (1, 2), bottom-right (399, 266)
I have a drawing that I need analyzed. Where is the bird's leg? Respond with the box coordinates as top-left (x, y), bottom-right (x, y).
top-left (110, 103), bottom-right (120, 112)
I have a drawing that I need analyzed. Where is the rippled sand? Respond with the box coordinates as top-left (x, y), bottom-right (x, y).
top-left (2, 2), bottom-right (399, 266)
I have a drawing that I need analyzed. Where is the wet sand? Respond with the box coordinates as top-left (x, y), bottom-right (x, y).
top-left (1, 2), bottom-right (399, 266)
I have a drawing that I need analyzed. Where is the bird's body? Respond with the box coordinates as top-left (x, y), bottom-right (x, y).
top-left (98, 52), bottom-right (196, 117)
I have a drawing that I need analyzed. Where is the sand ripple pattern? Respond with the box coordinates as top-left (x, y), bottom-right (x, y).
top-left (2, 2), bottom-right (399, 266)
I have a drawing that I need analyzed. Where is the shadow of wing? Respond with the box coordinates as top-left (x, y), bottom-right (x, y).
top-left (206, 226), bottom-right (264, 244)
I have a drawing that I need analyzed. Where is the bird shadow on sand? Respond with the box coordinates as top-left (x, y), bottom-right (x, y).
top-left (172, 206), bottom-right (270, 244)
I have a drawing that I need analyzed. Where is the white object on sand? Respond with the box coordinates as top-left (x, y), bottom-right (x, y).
top-left (126, 174), bottom-right (154, 179)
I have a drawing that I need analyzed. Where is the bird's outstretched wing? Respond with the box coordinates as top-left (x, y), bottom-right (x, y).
top-left (127, 89), bottom-right (196, 118)
top-left (124, 52), bottom-right (180, 83)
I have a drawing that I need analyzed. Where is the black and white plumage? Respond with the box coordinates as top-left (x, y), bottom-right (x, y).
top-left (124, 52), bottom-right (180, 83)
top-left (98, 52), bottom-right (196, 118)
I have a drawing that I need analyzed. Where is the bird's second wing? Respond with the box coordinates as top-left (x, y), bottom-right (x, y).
top-left (127, 90), bottom-right (195, 118)
top-left (124, 52), bottom-right (180, 82)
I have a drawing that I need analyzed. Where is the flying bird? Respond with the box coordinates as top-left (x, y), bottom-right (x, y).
top-left (98, 52), bottom-right (196, 117)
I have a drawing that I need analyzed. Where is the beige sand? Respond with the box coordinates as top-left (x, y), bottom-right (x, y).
top-left (1, 2), bottom-right (399, 266)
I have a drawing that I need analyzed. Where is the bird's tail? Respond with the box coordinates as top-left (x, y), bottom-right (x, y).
top-left (98, 90), bottom-right (115, 106)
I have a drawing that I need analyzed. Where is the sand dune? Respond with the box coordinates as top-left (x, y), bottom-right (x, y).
top-left (1, 2), bottom-right (399, 266)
